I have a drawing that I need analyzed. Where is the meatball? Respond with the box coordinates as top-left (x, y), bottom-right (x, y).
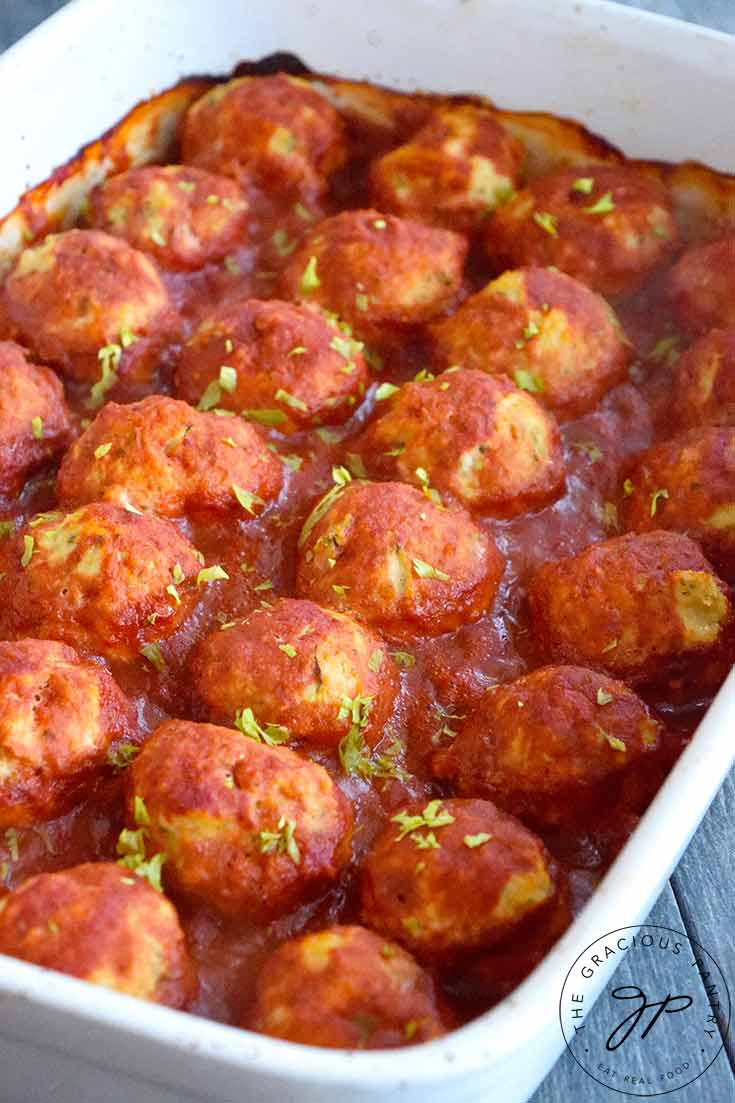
top-left (528, 531), bottom-right (732, 682)
top-left (1, 504), bottom-right (203, 661)
top-left (360, 368), bottom-right (565, 516)
top-left (180, 73), bottom-right (345, 199)
top-left (429, 267), bottom-right (633, 419)
top-left (175, 299), bottom-right (368, 433)
top-left (296, 479), bottom-right (503, 638)
top-left (279, 209), bottom-right (467, 342)
top-left (668, 238), bottom-right (735, 336)
top-left (56, 395), bottom-right (282, 518)
top-left (3, 229), bottom-right (179, 384)
top-left (0, 862), bottom-right (194, 1007)
top-left (369, 104), bottom-right (524, 233)
top-left (433, 665), bottom-right (662, 830)
top-left (360, 797), bottom-right (558, 961)
top-left (88, 165), bottom-right (250, 271)
top-left (248, 925), bottom-right (446, 1048)
top-left (191, 598), bottom-right (398, 749)
top-left (668, 327), bottom-right (735, 430)
top-left (620, 428), bottom-right (735, 572)
top-left (0, 340), bottom-right (73, 496)
top-left (126, 720), bottom-right (353, 917)
top-left (0, 639), bottom-right (136, 827)
top-left (485, 165), bottom-right (677, 297)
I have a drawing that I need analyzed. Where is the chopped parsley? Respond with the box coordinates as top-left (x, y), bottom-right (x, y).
top-left (233, 484), bottom-right (264, 515)
top-left (392, 800), bottom-right (455, 847)
top-left (20, 534), bottom-right (34, 567)
top-left (650, 488), bottom-right (669, 517)
top-left (533, 210), bottom-right (559, 237)
top-left (107, 743), bottom-right (141, 770)
top-left (31, 416), bottom-right (43, 440)
top-left (412, 557), bottom-right (449, 582)
top-left (140, 642), bottom-right (165, 673)
top-left (197, 564), bottom-right (229, 586)
top-left (94, 442), bottom-right (112, 459)
top-left (464, 832), bottom-right (492, 848)
top-left (623, 478), bottom-right (634, 497)
top-left (375, 382), bottom-right (399, 401)
top-left (391, 650), bottom-right (415, 669)
top-left (584, 192), bottom-right (615, 215)
top-left (243, 408), bottom-right (288, 427)
top-left (299, 255), bottom-right (320, 294)
top-left (275, 388), bottom-right (308, 412)
top-left (257, 817), bottom-right (300, 864)
top-left (513, 368), bottom-right (543, 393)
top-left (234, 706), bottom-right (290, 746)
top-left (278, 642), bottom-right (297, 658)
top-left (596, 688), bottom-right (614, 706)
top-left (88, 343), bottom-right (121, 409)
top-left (572, 177), bottom-right (594, 194)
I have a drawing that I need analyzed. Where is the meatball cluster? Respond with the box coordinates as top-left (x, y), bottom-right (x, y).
top-left (175, 299), bottom-right (369, 433)
top-left (430, 267), bottom-right (633, 419)
top-left (56, 395), bottom-right (282, 518)
top-left (360, 368), bottom-right (565, 515)
top-left (370, 103), bottom-right (524, 233)
top-left (296, 479), bottom-right (503, 638)
top-left (485, 164), bottom-right (677, 297)
top-left (0, 862), bottom-right (194, 1007)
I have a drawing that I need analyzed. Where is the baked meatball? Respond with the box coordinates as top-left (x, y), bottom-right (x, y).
top-left (620, 428), bottom-right (735, 571)
top-left (0, 341), bottom-right (72, 496)
top-left (370, 104), bottom-right (524, 233)
top-left (56, 395), bottom-right (282, 518)
top-left (191, 598), bottom-right (398, 749)
top-left (0, 862), bottom-right (194, 1007)
top-left (360, 368), bottom-right (565, 516)
top-left (485, 165), bottom-right (677, 297)
top-left (279, 209), bottom-right (467, 342)
top-left (126, 720), bottom-right (353, 917)
top-left (88, 165), bottom-right (250, 271)
top-left (360, 797), bottom-right (558, 961)
top-left (248, 925), bottom-right (446, 1048)
top-left (3, 230), bottom-right (179, 385)
top-left (429, 267), bottom-right (633, 419)
top-left (528, 531), bottom-right (732, 682)
top-left (181, 73), bottom-right (345, 198)
top-left (1, 504), bottom-right (202, 662)
top-left (668, 328), bottom-right (735, 430)
top-left (0, 639), bottom-right (135, 827)
top-left (175, 299), bottom-right (368, 433)
top-left (296, 479), bottom-right (503, 638)
top-left (433, 665), bottom-right (662, 830)
top-left (668, 238), bottom-right (735, 336)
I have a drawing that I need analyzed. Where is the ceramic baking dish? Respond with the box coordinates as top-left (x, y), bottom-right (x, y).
top-left (0, 1), bottom-right (734, 1101)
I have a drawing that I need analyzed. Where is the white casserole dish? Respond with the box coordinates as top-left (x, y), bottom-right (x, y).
top-left (0, 1), bottom-right (734, 1101)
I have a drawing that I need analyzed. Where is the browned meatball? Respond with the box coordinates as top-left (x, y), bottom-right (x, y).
top-left (528, 531), bottom-right (732, 682)
top-left (88, 165), bottom-right (250, 270)
top-left (433, 665), bottom-right (662, 829)
top-left (126, 720), bottom-right (353, 917)
top-left (0, 504), bottom-right (203, 662)
top-left (248, 925), bottom-right (446, 1048)
top-left (191, 598), bottom-right (398, 749)
top-left (3, 230), bottom-right (179, 385)
top-left (279, 209), bottom-right (467, 343)
top-left (359, 368), bottom-right (565, 516)
top-left (181, 73), bottom-right (346, 199)
top-left (429, 267), bottom-right (633, 419)
top-left (360, 797), bottom-right (559, 961)
top-left (370, 104), bottom-right (524, 233)
top-left (0, 340), bottom-right (72, 496)
top-left (668, 328), bottom-right (735, 430)
top-left (620, 429), bottom-right (735, 572)
top-left (296, 478), bottom-right (503, 639)
top-left (0, 862), bottom-right (194, 1007)
top-left (0, 639), bottom-right (136, 827)
top-left (668, 238), bottom-right (735, 336)
top-left (175, 299), bottom-right (368, 433)
top-left (56, 395), bottom-right (282, 518)
top-left (485, 165), bottom-right (677, 297)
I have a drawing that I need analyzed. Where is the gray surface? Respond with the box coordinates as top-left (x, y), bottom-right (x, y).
top-left (0, 2), bottom-right (734, 1102)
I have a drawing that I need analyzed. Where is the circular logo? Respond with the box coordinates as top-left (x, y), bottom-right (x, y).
top-left (559, 925), bottom-right (730, 1096)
